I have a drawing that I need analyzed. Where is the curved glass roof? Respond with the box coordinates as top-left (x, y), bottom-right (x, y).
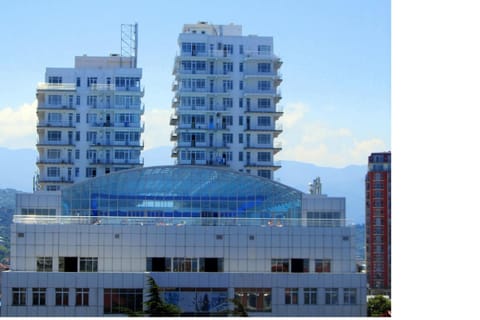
top-left (61, 166), bottom-right (302, 223)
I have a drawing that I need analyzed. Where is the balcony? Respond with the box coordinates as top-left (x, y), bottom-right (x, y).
top-left (90, 140), bottom-right (144, 149)
top-left (37, 83), bottom-right (76, 91)
top-left (170, 130), bottom-right (178, 141)
top-left (37, 121), bottom-right (75, 128)
top-left (245, 160), bottom-right (282, 170)
top-left (36, 103), bottom-right (76, 111)
top-left (169, 114), bottom-right (178, 125)
top-left (36, 158), bottom-right (74, 166)
top-left (36, 140), bottom-right (74, 147)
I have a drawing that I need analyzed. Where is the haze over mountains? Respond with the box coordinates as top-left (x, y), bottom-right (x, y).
top-left (0, 147), bottom-right (367, 223)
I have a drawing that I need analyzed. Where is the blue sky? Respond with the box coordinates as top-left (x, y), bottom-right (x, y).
top-left (0, 0), bottom-right (390, 167)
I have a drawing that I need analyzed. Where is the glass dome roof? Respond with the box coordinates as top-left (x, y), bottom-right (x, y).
top-left (61, 166), bottom-right (302, 222)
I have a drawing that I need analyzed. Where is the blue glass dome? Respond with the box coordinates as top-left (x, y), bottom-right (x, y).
top-left (61, 166), bottom-right (302, 224)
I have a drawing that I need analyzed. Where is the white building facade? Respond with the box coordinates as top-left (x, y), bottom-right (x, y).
top-left (35, 53), bottom-right (145, 192)
top-left (171, 22), bottom-right (283, 180)
top-left (2, 166), bottom-right (366, 317)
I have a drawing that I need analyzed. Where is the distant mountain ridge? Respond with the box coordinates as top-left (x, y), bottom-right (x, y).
top-left (0, 146), bottom-right (367, 223)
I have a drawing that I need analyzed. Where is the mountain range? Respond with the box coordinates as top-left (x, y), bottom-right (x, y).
top-left (0, 147), bottom-right (367, 223)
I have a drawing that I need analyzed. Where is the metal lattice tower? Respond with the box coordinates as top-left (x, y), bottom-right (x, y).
top-left (121, 23), bottom-right (138, 67)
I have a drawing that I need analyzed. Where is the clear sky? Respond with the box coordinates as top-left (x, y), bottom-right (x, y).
top-left (0, 0), bottom-right (390, 168)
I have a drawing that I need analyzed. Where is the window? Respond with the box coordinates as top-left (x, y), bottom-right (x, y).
top-left (343, 288), bottom-right (357, 305)
top-left (104, 288), bottom-right (143, 314)
top-left (304, 288), bottom-right (317, 305)
top-left (76, 113), bottom-right (81, 123)
top-left (258, 45), bottom-right (271, 55)
top-left (239, 152), bottom-right (243, 162)
top-left (238, 134), bottom-right (243, 144)
top-left (239, 62), bottom-right (244, 72)
top-left (257, 116), bottom-right (271, 126)
top-left (76, 288), bottom-right (89, 306)
top-left (75, 167), bottom-right (79, 177)
top-left (257, 134), bottom-right (271, 144)
top-left (222, 133), bottom-right (233, 145)
top-left (59, 256), bottom-right (78, 272)
top-left (48, 95), bottom-right (62, 105)
top-left (37, 256), bottom-right (53, 272)
top-left (257, 152), bottom-right (271, 162)
top-left (223, 62), bottom-right (233, 73)
top-left (258, 170), bottom-right (271, 179)
top-left (48, 76), bottom-right (62, 84)
top-left (115, 77), bottom-right (140, 89)
top-left (32, 288), bottom-right (47, 306)
top-left (258, 98), bottom-right (271, 108)
top-left (285, 288), bottom-right (298, 305)
top-left (80, 257), bottom-right (98, 272)
top-left (48, 112), bottom-right (62, 122)
top-left (234, 288), bottom-right (271, 312)
top-left (86, 131), bottom-right (97, 143)
top-left (173, 257), bottom-right (197, 272)
top-left (86, 167), bottom-right (97, 178)
top-left (47, 167), bottom-right (60, 177)
top-left (258, 63), bottom-right (271, 73)
top-left (315, 259), bottom-right (331, 273)
top-left (223, 44), bottom-right (233, 55)
top-left (87, 95), bottom-right (97, 107)
top-left (47, 149), bottom-right (61, 159)
top-left (47, 130), bottom-right (62, 141)
top-left (76, 131), bottom-right (80, 142)
top-left (87, 77), bottom-right (98, 87)
top-left (291, 259), bottom-right (309, 273)
top-left (146, 257), bottom-right (171, 272)
top-left (76, 77), bottom-right (81, 87)
top-left (222, 98), bottom-right (233, 108)
top-left (325, 288), bottom-right (339, 305)
top-left (271, 259), bottom-right (289, 272)
top-left (199, 258), bottom-right (224, 272)
top-left (258, 80), bottom-right (271, 91)
top-left (12, 288), bottom-right (26, 306)
top-left (86, 113), bottom-right (97, 123)
top-left (223, 80), bottom-right (233, 91)
top-left (56, 288), bottom-right (69, 306)
top-left (239, 80), bottom-right (243, 90)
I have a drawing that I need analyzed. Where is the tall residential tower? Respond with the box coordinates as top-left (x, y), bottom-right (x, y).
top-left (35, 24), bottom-right (144, 191)
top-left (170, 22), bottom-right (283, 179)
top-left (365, 151), bottom-right (391, 296)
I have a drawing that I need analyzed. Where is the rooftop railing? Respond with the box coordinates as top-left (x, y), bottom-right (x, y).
top-left (13, 215), bottom-right (351, 227)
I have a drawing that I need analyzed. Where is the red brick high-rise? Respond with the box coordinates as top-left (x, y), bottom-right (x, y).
top-left (365, 152), bottom-right (391, 296)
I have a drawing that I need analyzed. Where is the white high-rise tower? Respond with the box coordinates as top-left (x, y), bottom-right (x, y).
top-left (170, 22), bottom-right (283, 179)
top-left (35, 24), bottom-right (145, 191)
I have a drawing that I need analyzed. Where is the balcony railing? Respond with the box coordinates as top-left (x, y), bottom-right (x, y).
top-left (13, 215), bottom-right (351, 228)
top-left (37, 83), bottom-right (76, 91)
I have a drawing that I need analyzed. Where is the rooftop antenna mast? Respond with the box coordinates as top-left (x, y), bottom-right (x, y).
top-left (121, 23), bottom-right (138, 67)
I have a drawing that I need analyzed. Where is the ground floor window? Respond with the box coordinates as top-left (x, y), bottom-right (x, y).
top-left (56, 288), bottom-right (69, 306)
top-left (304, 288), bottom-right (317, 304)
top-left (32, 288), bottom-right (46, 306)
top-left (234, 288), bottom-right (271, 312)
top-left (76, 288), bottom-right (89, 306)
top-left (325, 288), bottom-right (339, 305)
top-left (104, 288), bottom-right (143, 314)
top-left (12, 288), bottom-right (26, 306)
top-left (285, 288), bottom-right (299, 305)
top-left (343, 288), bottom-right (357, 304)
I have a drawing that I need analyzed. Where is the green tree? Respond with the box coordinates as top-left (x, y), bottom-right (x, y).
top-left (367, 295), bottom-right (391, 317)
top-left (144, 276), bottom-right (181, 317)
